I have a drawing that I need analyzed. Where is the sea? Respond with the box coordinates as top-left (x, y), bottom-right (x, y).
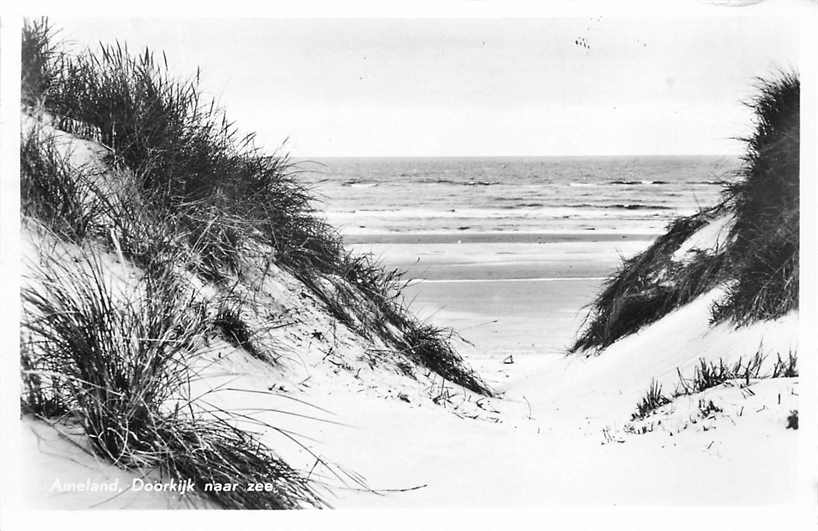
top-left (298, 156), bottom-right (738, 239)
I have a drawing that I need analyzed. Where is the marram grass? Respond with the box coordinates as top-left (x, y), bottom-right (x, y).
top-left (21, 251), bottom-right (327, 509)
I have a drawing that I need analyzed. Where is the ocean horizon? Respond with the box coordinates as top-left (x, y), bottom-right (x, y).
top-left (299, 155), bottom-right (738, 238)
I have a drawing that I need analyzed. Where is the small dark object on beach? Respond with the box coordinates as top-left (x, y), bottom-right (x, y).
top-left (786, 410), bottom-right (798, 430)
top-left (503, 355), bottom-right (514, 365)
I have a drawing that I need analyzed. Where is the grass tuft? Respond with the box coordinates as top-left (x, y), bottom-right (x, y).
top-left (22, 17), bottom-right (59, 106)
top-left (696, 399), bottom-right (723, 418)
top-left (402, 323), bottom-right (492, 396)
top-left (674, 352), bottom-right (765, 396)
top-left (212, 293), bottom-right (279, 363)
top-left (21, 127), bottom-right (107, 242)
top-left (21, 251), bottom-right (325, 509)
top-left (631, 380), bottom-right (671, 420)
top-left (771, 350), bottom-right (798, 378)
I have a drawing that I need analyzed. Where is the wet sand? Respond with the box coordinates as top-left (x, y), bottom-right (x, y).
top-left (350, 234), bottom-right (654, 358)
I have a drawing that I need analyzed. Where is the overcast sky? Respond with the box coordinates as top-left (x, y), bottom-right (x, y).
top-left (55, 17), bottom-right (800, 157)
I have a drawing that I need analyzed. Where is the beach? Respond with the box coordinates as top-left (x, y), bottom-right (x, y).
top-left (350, 234), bottom-right (654, 358)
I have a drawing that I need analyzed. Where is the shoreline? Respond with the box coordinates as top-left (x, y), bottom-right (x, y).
top-left (342, 231), bottom-right (659, 245)
top-left (408, 276), bottom-right (608, 284)
top-left (350, 238), bottom-right (651, 281)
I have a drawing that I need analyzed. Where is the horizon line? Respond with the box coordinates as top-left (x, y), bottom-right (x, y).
top-left (291, 153), bottom-right (741, 160)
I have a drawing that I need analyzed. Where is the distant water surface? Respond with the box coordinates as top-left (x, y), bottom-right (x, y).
top-left (298, 156), bottom-right (738, 238)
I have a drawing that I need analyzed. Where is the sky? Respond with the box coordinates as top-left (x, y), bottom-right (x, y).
top-left (55, 17), bottom-right (801, 157)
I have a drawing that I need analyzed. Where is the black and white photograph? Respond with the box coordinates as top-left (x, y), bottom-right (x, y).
top-left (1, 1), bottom-right (817, 527)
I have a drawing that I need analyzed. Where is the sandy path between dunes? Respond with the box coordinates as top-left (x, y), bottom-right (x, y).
top-left (308, 237), bottom-right (799, 507)
top-left (311, 289), bottom-right (798, 507)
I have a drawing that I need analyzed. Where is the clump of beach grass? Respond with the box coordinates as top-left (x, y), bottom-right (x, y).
top-left (36, 35), bottom-right (337, 284)
top-left (212, 291), bottom-right (282, 363)
top-left (21, 127), bottom-right (107, 243)
top-left (22, 17), bottom-right (59, 106)
top-left (402, 323), bottom-right (492, 396)
top-left (712, 73), bottom-right (799, 324)
top-left (571, 206), bottom-right (729, 352)
top-left (631, 380), bottom-right (671, 420)
top-left (573, 71), bottom-right (799, 353)
top-left (21, 251), bottom-right (326, 509)
top-left (674, 351), bottom-right (766, 395)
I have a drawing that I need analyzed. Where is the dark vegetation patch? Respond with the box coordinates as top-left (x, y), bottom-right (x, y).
top-left (213, 302), bottom-right (264, 360)
top-left (21, 127), bottom-right (107, 242)
top-left (571, 207), bottom-right (730, 352)
top-left (21, 17), bottom-right (58, 107)
top-left (573, 72), bottom-right (799, 353)
top-left (401, 324), bottom-right (489, 395)
top-left (212, 292), bottom-right (281, 363)
top-left (711, 73), bottom-right (800, 324)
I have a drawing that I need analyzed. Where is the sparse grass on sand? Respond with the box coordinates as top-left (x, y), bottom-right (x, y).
top-left (631, 350), bottom-right (797, 420)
